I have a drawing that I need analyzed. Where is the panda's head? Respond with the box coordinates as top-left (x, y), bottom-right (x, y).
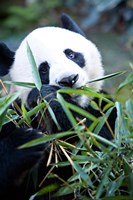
top-left (0, 13), bottom-right (104, 108)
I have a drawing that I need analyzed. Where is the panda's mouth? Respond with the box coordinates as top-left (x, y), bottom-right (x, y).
top-left (56, 74), bottom-right (79, 88)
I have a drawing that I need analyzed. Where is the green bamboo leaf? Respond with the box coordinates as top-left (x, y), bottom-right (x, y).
top-left (0, 109), bottom-right (8, 129)
top-left (117, 71), bottom-right (133, 91)
top-left (45, 100), bottom-right (61, 131)
top-left (115, 102), bottom-right (122, 139)
top-left (59, 145), bottom-right (94, 188)
top-left (21, 102), bottom-right (31, 124)
top-left (54, 185), bottom-right (73, 196)
top-left (73, 155), bottom-right (105, 163)
top-left (19, 131), bottom-right (76, 149)
top-left (106, 177), bottom-right (124, 196)
top-left (37, 184), bottom-right (58, 196)
top-left (58, 87), bottom-right (106, 99)
top-left (4, 81), bottom-right (35, 88)
top-left (94, 106), bottom-right (115, 135)
top-left (0, 93), bottom-right (20, 116)
top-left (66, 101), bottom-right (97, 122)
top-left (87, 71), bottom-right (127, 84)
top-left (122, 157), bottom-right (132, 175)
top-left (115, 101), bottom-right (129, 142)
top-left (57, 93), bottom-right (77, 128)
top-left (56, 140), bottom-right (76, 150)
top-left (86, 132), bottom-right (118, 148)
top-left (125, 99), bottom-right (133, 119)
top-left (55, 181), bottom-right (84, 197)
top-left (29, 194), bottom-right (37, 200)
top-left (96, 166), bottom-right (112, 199)
top-left (29, 184), bottom-right (58, 200)
top-left (3, 109), bottom-right (18, 126)
top-left (0, 93), bottom-right (20, 129)
top-left (27, 42), bottom-right (42, 91)
top-left (51, 161), bottom-right (70, 167)
top-left (17, 102), bottom-right (47, 125)
top-left (72, 162), bottom-right (94, 186)
top-left (90, 100), bottom-right (100, 110)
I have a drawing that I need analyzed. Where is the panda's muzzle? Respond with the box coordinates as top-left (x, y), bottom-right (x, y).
top-left (58, 74), bottom-right (79, 87)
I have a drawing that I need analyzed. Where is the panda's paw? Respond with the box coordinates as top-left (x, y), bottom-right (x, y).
top-left (0, 127), bottom-right (48, 190)
top-left (40, 84), bottom-right (60, 101)
top-left (27, 84), bottom-right (59, 108)
top-left (27, 87), bottom-right (40, 108)
top-left (6, 128), bottom-right (48, 170)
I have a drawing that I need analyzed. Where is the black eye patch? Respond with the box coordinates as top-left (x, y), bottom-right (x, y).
top-left (39, 61), bottom-right (50, 84)
top-left (64, 48), bottom-right (85, 68)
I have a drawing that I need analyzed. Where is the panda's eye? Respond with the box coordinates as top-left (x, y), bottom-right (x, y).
top-left (64, 48), bottom-right (85, 68)
top-left (39, 62), bottom-right (49, 74)
top-left (64, 49), bottom-right (75, 59)
top-left (39, 61), bottom-right (50, 84)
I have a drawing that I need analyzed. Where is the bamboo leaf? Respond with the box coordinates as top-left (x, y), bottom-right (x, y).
top-left (106, 177), bottom-right (124, 196)
top-left (86, 132), bottom-right (118, 148)
top-left (45, 100), bottom-right (61, 131)
top-left (117, 71), bottom-right (133, 91)
top-left (19, 131), bottom-right (76, 148)
top-left (4, 81), bottom-right (35, 88)
top-left (94, 106), bottom-right (115, 135)
top-left (21, 102), bottom-right (31, 124)
top-left (66, 101), bottom-right (97, 122)
top-left (57, 93), bottom-right (77, 128)
top-left (27, 42), bottom-right (42, 91)
top-left (17, 102), bottom-right (47, 125)
top-left (0, 93), bottom-right (20, 116)
top-left (96, 166), bottom-right (112, 199)
top-left (29, 184), bottom-right (58, 200)
top-left (58, 87), bottom-right (106, 99)
top-left (0, 109), bottom-right (8, 129)
top-left (87, 71), bottom-right (127, 84)
top-left (59, 145), bottom-right (94, 188)
top-left (37, 184), bottom-right (58, 196)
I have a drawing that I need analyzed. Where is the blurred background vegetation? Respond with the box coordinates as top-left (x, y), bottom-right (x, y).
top-left (0, 0), bottom-right (133, 99)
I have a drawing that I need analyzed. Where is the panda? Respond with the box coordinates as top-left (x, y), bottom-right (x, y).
top-left (0, 13), bottom-right (117, 200)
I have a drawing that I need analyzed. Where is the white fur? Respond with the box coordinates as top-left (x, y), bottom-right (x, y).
top-left (9, 27), bottom-right (104, 107)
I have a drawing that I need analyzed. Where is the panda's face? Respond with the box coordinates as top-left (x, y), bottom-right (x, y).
top-left (9, 27), bottom-right (104, 107)
top-left (35, 28), bottom-right (88, 88)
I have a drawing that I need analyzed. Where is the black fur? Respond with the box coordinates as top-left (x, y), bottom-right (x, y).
top-left (0, 42), bottom-right (15, 76)
top-left (0, 124), bottom-right (48, 199)
top-left (61, 13), bottom-right (86, 37)
top-left (64, 48), bottom-right (85, 68)
top-left (39, 61), bottom-right (50, 84)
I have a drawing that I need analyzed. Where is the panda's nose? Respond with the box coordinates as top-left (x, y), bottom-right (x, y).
top-left (58, 74), bottom-right (79, 87)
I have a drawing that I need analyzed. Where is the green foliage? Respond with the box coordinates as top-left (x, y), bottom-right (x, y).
top-left (0, 92), bottom-right (20, 129)
top-left (0, 0), bottom-right (64, 36)
top-left (27, 42), bottom-right (42, 91)
top-left (0, 64), bottom-right (133, 199)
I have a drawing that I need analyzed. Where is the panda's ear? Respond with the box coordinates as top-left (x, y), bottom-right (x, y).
top-left (61, 13), bottom-right (86, 37)
top-left (0, 43), bottom-right (15, 76)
